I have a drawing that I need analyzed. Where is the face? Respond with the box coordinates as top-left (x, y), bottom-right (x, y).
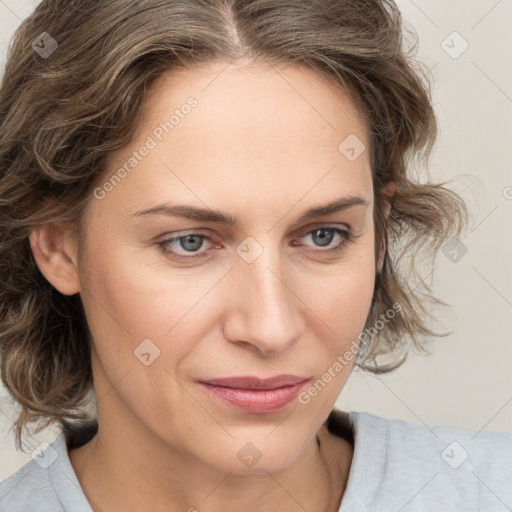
top-left (73, 59), bottom-right (376, 474)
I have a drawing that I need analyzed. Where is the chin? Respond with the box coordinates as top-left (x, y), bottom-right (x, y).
top-left (199, 432), bottom-right (308, 476)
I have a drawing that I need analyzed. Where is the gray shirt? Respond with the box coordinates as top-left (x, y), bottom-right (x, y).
top-left (1, 409), bottom-right (511, 511)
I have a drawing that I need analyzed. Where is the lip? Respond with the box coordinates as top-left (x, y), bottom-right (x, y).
top-left (197, 375), bottom-right (310, 414)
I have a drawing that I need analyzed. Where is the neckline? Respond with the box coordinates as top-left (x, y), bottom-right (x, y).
top-left (58, 409), bottom-right (366, 512)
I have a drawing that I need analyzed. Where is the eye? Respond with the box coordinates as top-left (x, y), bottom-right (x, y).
top-left (157, 232), bottom-right (215, 262)
top-left (156, 225), bottom-right (353, 263)
top-left (293, 226), bottom-right (353, 256)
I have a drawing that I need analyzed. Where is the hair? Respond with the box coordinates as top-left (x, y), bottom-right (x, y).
top-left (0, 0), bottom-right (468, 450)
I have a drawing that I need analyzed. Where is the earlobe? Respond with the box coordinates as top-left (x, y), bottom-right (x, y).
top-left (29, 223), bottom-right (81, 296)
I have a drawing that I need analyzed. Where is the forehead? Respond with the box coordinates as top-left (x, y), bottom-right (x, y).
top-left (98, 59), bottom-right (373, 220)
top-left (140, 59), bottom-right (368, 148)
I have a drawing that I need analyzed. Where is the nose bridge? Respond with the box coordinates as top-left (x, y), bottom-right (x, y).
top-left (224, 239), bottom-right (304, 353)
top-left (247, 254), bottom-right (290, 319)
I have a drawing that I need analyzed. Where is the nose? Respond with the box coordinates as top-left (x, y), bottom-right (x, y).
top-left (221, 246), bottom-right (305, 355)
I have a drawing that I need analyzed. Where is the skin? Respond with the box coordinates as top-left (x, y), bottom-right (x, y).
top-left (30, 58), bottom-right (391, 512)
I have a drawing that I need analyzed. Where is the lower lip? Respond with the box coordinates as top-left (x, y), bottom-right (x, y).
top-left (198, 381), bottom-right (307, 414)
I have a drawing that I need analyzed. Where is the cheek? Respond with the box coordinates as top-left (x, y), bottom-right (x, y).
top-left (77, 242), bottom-right (209, 418)
top-left (302, 236), bottom-right (376, 338)
top-left (79, 235), bottom-right (221, 367)
top-left (292, 255), bottom-right (376, 421)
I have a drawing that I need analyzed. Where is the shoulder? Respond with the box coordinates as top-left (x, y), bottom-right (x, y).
top-left (0, 433), bottom-right (93, 512)
top-left (351, 409), bottom-right (512, 468)
top-left (350, 408), bottom-right (512, 445)
top-left (329, 409), bottom-right (512, 511)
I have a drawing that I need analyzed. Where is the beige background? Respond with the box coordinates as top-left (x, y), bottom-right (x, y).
top-left (1, 0), bottom-right (511, 480)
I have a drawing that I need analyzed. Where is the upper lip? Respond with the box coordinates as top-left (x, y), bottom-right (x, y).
top-left (198, 374), bottom-right (310, 390)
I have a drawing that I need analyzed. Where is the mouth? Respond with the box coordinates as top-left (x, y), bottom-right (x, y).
top-left (197, 375), bottom-right (310, 414)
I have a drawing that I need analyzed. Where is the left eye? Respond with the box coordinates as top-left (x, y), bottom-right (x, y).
top-left (300, 227), bottom-right (348, 248)
top-left (157, 226), bottom-right (352, 262)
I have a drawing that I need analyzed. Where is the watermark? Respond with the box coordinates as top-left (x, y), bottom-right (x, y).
top-left (31, 441), bottom-right (59, 469)
top-left (441, 31), bottom-right (469, 60)
top-left (31, 32), bottom-right (58, 58)
top-left (440, 441), bottom-right (468, 469)
top-left (93, 97), bottom-right (198, 200)
top-left (298, 302), bottom-right (402, 404)
top-left (338, 133), bottom-right (366, 162)
top-left (133, 338), bottom-right (161, 366)
top-left (503, 186), bottom-right (512, 200)
top-left (237, 442), bottom-right (263, 468)
top-left (442, 237), bottom-right (468, 263)
top-left (236, 236), bottom-right (264, 263)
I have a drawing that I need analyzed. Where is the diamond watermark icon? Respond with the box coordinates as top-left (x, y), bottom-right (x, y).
top-left (236, 236), bottom-right (264, 264)
top-left (338, 134), bottom-right (366, 162)
top-left (237, 442), bottom-right (263, 468)
top-left (441, 31), bottom-right (469, 59)
top-left (31, 32), bottom-right (58, 58)
top-left (134, 338), bottom-right (161, 366)
top-left (31, 442), bottom-right (59, 469)
top-left (442, 238), bottom-right (468, 263)
top-left (441, 441), bottom-right (469, 469)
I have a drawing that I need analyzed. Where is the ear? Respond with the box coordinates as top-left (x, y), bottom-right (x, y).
top-left (381, 181), bottom-right (396, 219)
top-left (376, 181), bottom-right (396, 272)
top-left (29, 223), bottom-right (81, 296)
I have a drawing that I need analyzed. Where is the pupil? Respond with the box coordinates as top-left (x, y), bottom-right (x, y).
top-left (314, 229), bottom-right (333, 247)
top-left (181, 235), bottom-right (202, 251)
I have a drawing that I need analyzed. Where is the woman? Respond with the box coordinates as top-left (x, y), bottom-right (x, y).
top-left (0, 1), bottom-right (510, 511)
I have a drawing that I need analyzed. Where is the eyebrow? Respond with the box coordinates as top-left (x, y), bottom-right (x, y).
top-left (132, 195), bottom-right (369, 225)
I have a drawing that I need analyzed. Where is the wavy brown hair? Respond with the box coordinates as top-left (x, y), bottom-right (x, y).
top-left (0, 0), bottom-right (467, 450)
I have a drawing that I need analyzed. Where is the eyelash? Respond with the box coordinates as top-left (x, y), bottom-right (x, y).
top-left (156, 226), bottom-right (354, 263)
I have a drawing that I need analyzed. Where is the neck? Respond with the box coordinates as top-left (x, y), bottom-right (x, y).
top-left (68, 418), bottom-right (352, 512)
